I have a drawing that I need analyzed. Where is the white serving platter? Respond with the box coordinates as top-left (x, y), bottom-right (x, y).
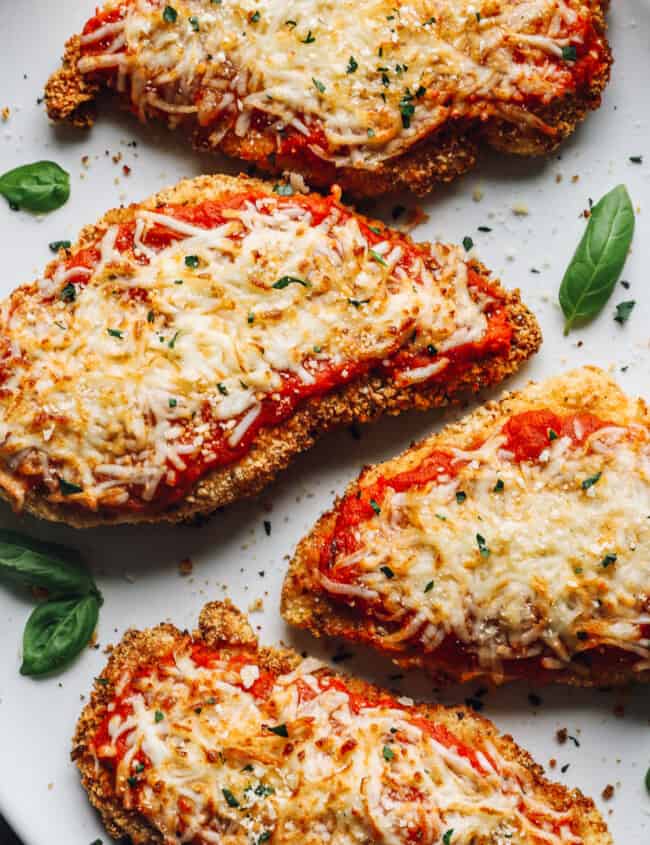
top-left (0, 2), bottom-right (649, 843)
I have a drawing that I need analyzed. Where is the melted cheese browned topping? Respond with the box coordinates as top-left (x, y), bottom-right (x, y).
top-left (0, 192), bottom-right (491, 510)
top-left (94, 643), bottom-right (582, 844)
top-left (78, 0), bottom-right (601, 166)
top-left (325, 421), bottom-right (650, 676)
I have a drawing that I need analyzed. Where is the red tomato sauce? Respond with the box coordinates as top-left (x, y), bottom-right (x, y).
top-left (46, 190), bottom-right (512, 511)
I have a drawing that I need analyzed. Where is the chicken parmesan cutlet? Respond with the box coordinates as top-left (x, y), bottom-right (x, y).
top-left (45, 0), bottom-right (611, 196)
top-left (73, 600), bottom-right (611, 844)
top-left (0, 173), bottom-right (539, 527)
top-left (283, 367), bottom-right (650, 687)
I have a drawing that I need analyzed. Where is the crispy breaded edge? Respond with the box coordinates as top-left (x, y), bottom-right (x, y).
top-left (72, 600), bottom-right (611, 845)
top-left (282, 365), bottom-right (650, 688)
top-left (1, 172), bottom-right (541, 528)
top-left (44, 0), bottom-right (612, 197)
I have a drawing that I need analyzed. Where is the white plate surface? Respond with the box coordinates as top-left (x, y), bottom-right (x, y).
top-left (0, 3), bottom-right (649, 843)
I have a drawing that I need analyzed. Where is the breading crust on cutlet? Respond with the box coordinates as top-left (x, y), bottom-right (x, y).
top-left (44, 1), bottom-right (612, 197)
top-left (72, 600), bottom-right (611, 845)
top-left (1, 172), bottom-right (541, 528)
top-left (281, 366), bottom-right (650, 689)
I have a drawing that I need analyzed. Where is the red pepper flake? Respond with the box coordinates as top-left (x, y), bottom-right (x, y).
top-left (601, 784), bottom-right (614, 800)
top-left (122, 165), bottom-right (132, 176)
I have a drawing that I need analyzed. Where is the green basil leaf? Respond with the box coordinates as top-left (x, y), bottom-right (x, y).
top-left (559, 185), bottom-right (635, 334)
top-left (0, 530), bottom-right (96, 597)
top-left (0, 161), bottom-right (70, 213)
top-left (20, 594), bottom-right (99, 676)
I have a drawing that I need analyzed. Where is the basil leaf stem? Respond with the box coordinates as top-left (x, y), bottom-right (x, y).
top-left (558, 185), bottom-right (635, 334)
top-left (0, 161), bottom-right (70, 213)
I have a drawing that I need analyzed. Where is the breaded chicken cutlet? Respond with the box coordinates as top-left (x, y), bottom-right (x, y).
top-left (282, 367), bottom-right (650, 688)
top-left (45, 0), bottom-right (612, 196)
top-left (0, 173), bottom-right (540, 528)
top-left (72, 600), bottom-right (611, 844)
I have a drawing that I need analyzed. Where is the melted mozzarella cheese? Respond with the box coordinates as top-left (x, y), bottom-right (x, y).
top-left (330, 424), bottom-right (650, 674)
top-left (95, 644), bottom-right (580, 844)
top-left (0, 192), bottom-right (488, 508)
top-left (78, 0), bottom-right (594, 166)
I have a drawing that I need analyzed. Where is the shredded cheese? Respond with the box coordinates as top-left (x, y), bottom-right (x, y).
top-left (0, 190), bottom-right (492, 510)
top-left (326, 421), bottom-right (650, 677)
top-left (77, 0), bottom-right (602, 167)
top-left (93, 641), bottom-right (582, 844)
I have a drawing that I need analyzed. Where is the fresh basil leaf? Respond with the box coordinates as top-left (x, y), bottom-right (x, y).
top-left (0, 161), bottom-right (70, 213)
top-left (272, 275), bottom-right (310, 289)
top-left (0, 530), bottom-right (95, 597)
top-left (559, 185), bottom-right (635, 334)
top-left (20, 594), bottom-right (99, 676)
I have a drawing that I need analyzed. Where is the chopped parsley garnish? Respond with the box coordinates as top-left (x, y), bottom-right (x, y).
top-left (443, 831), bottom-right (454, 845)
top-left (614, 300), bottom-right (635, 324)
top-left (368, 225), bottom-right (382, 234)
top-left (147, 310), bottom-right (155, 323)
top-left (273, 182), bottom-right (294, 196)
top-left (561, 44), bottom-right (577, 61)
top-left (59, 478), bottom-right (83, 496)
top-left (382, 745), bottom-right (395, 761)
top-left (370, 498), bottom-right (381, 515)
top-left (247, 312), bottom-right (255, 324)
top-left (493, 479), bottom-right (504, 492)
top-left (427, 344), bottom-right (437, 356)
top-left (222, 788), bottom-right (240, 808)
top-left (576, 630), bottom-right (589, 641)
top-left (630, 155), bottom-right (643, 164)
top-left (250, 10), bottom-right (260, 22)
top-left (257, 833), bottom-right (272, 844)
top-left (398, 90), bottom-right (415, 128)
top-left (127, 776), bottom-right (138, 787)
top-left (107, 328), bottom-right (123, 339)
top-left (415, 85), bottom-right (426, 97)
top-left (168, 330), bottom-right (181, 349)
top-left (49, 239), bottom-right (71, 252)
top-left (302, 30), bottom-right (315, 43)
top-left (455, 490), bottom-right (467, 504)
top-left (184, 254), bottom-right (199, 268)
top-left (267, 723), bottom-right (289, 737)
top-left (264, 520), bottom-right (272, 536)
top-left (273, 275), bottom-right (310, 289)
top-left (254, 783), bottom-right (275, 797)
top-left (60, 282), bottom-right (76, 303)
top-left (174, 278), bottom-right (183, 285)
top-left (601, 553), bottom-right (617, 568)
top-left (423, 15), bottom-right (436, 24)
top-left (168, 398), bottom-right (177, 408)
top-left (188, 15), bottom-right (199, 30)
top-left (645, 767), bottom-right (650, 794)
top-left (312, 77), bottom-right (326, 94)
top-left (217, 382), bottom-right (229, 396)
top-left (346, 56), bottom-right (358, 73)
top-left (242, 764), bottom-right (254, 772)
top-left (380, 565), bottom-right (395, 579)
top-left (349, 298), bottom-right (370, 308)
top-left (476, 533), bottom-right (490, 558)
top-left (462, 236), bottom-right (474, 252)
top-left (477, 225), bottom-right (492, 232)
top-left (135, 762), bottom-right (145, 773)
top-left (162, 5), bottom-right (178, 23)
top-left (548, 428), bottom-right (559, 441)
top-left (424, 580), bottom-right (434, 593)
top-left (154, 710), bottom-right (164, 723)
top-left (581, 471), bottom-right (602, 490)
top-left (370, 249), bottom-right (387, 266)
